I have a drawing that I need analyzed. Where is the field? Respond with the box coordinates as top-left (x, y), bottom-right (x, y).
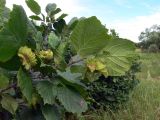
top-left (86, 53), bottom-right (160, 120)
top-left (137, 53), bottom-right (160, 81)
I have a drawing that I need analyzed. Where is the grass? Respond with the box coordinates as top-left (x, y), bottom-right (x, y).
top-left (103, 80), bottom-right (160, 120)
top-left (137, 53), bottom-right (160, 80)
top-left (85, 53), bottom-right (160, 120)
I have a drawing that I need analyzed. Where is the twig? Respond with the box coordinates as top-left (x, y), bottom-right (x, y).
top-left (67, 58), bottom-right (85, 66)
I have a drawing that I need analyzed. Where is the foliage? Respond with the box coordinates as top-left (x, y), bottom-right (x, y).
top-left (0, 0), bottom-right (137, 119)
top-left (109, 29), bottom-right (119, 39)
top-left (0, 0), bottom-right (10, 29)
top-left (148, 44), bottom-right (159, 53)
top-left (138, 24), bottom-right (160, 52)
top-left (84, 80), bottom-right (160, 120)
top-left (88, 51), bottom-right (140, 111)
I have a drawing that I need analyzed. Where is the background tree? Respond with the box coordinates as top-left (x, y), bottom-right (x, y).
top-left (138, 24), bottom-right (160, 52)
top-left (110, 29), bottom-right (119, 39)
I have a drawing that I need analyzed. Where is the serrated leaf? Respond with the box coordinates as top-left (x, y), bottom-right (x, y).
top-left (0, 5), bottom-right (28, 62)
top-left (57, 69), bottom-right (87, 96)
top-left (99, 39), bottom-right (136, 76)
top-left (68, 17), bottom-right (79, 31)
top-left (48, 32), bottom-right (60, 49)
top-left (1, 94), bottom-right (18, 114)
top-left (70, 16), bottom-right (110, 57)
top-left (42, 105), bottom-right (61, 120)
top-left (36, 81), bottom-right (57, 105)
top-left (70, 65), bottom-right (86, 77)
top-left (8, 5), bottom-right (28, 42)
top-left (26, 0), bottom-right (41, 15)
top-left (57, 69), bottom-right (82, 83)
top-left (17, 67), bottom-right (33, 102)
top-left (57, 86), bottom-right (88, 114)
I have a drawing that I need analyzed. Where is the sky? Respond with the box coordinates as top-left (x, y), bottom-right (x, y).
top-left (6, 0), bottom-right (160, 42)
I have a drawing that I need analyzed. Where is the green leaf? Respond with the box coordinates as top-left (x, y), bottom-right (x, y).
top-left (37, 81), bottom-right (87, 114)
top-left (53, 19), bottom-right (66, 35)
top-left (70, 16), bottom-right (110, 57)
top-left (0, 70), bottom-right (9, 89)
top-left (57, 69), bottom-right (82, 84)
top-left (27, 19), bottom-right (37, 36)
top-left (0, 5), bottom-right (28, 62)
top-left (57, 69), bottom-right (87, 96)
top-left (54, 53), bottom-right (67, 71)
top-left (34, 31), bottom-right (43, 51)
top-left (36, 81), bottom-right (57, 105)
top-left (0, 29), bottom-right (18, 62)
top-left (1, 94), bottom-right (18, 114)
top-left (0, 7), bottom-right (10, 28)
top-left (68, 17), bottom-right (79, 31)
top-left (99, 39), bottom-right (136, 76)
top-left (17, 67), bottom-right (33, 102)
top-left (8, 5), bottom-right (28, 42)
top-left (50, 8), bottom-right (61, 16)
top-left (48, 32), bottom-right (60, 49)
top-left (0, 0), bottom-right (5, 15)
top-left (42, 105), bottom-right (61, 120)
top-left (29, 15), bottom-right (42, 21)
top-left (86, 72), bottom-right (101, 82)
top-left (0, 55), bottom-right (21, 70)
top-left (45, 3), bottom-right (56, 14)
top-left (70, 65), bottom-right (86, 77)
top-left (46, 3), bottom-right (61, 17)
top-left (57, 86), bottom-right (88, 114)
top-left (25, 0), bottom-right (41, 15)
top-left (57, 13), bottom-right (68, 21)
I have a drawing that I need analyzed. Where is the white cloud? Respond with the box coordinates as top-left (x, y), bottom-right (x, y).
top-left (114, 0), bottom-right (132, 8)
top-left (6, 0), bottom-right (87, 21)
top-left (106, 12), bottom-right (160, 42)
top-left (142, 2), bottom-right (160, 14)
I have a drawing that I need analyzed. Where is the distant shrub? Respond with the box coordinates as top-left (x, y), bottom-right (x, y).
top-left (148, 44), bottom-right (159, 53)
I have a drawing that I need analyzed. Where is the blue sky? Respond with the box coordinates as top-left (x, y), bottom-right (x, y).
top-left (6, 0), bottom-right (160, 42)
top-left (78, 0), bottom-right (160, 21)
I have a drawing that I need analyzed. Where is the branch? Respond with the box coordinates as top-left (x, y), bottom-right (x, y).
top-left (67, 58), bottom-right (85, 66)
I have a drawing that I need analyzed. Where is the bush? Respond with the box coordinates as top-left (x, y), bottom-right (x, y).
top-left (148, 44), bottom-right (159, 53)
top-left (88, 59), bottom-right (140, 110)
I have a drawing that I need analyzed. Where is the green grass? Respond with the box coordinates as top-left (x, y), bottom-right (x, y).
top-left (137, 53), bottom-right (160, 80)
top-left (84, 53), bottom-right (160, 120)
top-left (103, 80), bottom-right (160, 120)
